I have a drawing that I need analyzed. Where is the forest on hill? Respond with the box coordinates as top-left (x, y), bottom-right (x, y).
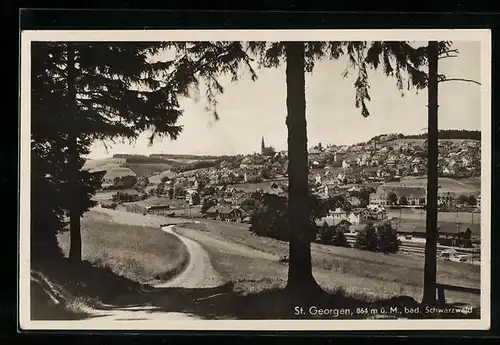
top-left (404, 129), bottom-right (481, 140)
top-left (367, 130), bottom-right (481, 143)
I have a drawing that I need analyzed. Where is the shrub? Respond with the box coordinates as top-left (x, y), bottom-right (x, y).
top-left (201, 198), bottom-right (216, 213)
top-left (376, 222), bottom-right (400, 253)
top-left (191, 192), bottom-right (201, 206)
top-left (354, 222), bottom-right (400, 253)
top-left (112, 191), bottom-right (139, 203)
top-left (248, 192), bottom-right (324, 243)
top-left (332, 228), bottom-right (350, 247)
top-left (318, 221), bottom-right (335, 245)
top-left (249, 194), bottom-right (290, 241)
top-left (354, 224), bottom-right (378, 252)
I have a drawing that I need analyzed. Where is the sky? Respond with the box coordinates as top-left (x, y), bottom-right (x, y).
top-left (87, 41), bottom-right (482, 159)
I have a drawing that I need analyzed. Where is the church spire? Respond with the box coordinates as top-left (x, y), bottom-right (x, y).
top-left (261, 136), bottom-right (265, 153)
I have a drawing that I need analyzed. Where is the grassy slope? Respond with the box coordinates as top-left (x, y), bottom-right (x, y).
top-left (123, 163), bottom-right (174, 177)
top-left (82, 158), bottom-right (124, 171)
top-left (386, 208), bottom-right (481, 223)
top-left (178, 220), bottom-right (480, 306)
top-left (57, 210), bottom-right (190, 282)
top-left (383, 177), bottom-right (480, 195)
top-left (390, 218), bottom-right (481, 236)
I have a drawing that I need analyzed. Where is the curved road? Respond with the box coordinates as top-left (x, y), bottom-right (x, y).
top-left (154, 224), bottom-right (225, 289)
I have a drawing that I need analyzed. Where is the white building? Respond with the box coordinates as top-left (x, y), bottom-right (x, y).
top-left (348, 209), bottom-right (371, 225)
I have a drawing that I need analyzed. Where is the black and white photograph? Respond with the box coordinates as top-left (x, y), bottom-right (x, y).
top-left (19, 29), bottom-right (491, 331)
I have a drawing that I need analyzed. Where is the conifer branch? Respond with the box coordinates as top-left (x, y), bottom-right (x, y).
top-left (438, 78), bottom-right (481, 85)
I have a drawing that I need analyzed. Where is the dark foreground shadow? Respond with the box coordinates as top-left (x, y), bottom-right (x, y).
top-left (32, 259), bottom-right (480, 321)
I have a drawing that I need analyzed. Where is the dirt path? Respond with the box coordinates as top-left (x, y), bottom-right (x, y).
top-left (175, 225), bottom-right (278, 261)
top-left (94, 207), bottom-right (187, 227)
top-left (153, 225), bottom-right (225, 289)
top-left (70, 212), bottom-right (227, 324)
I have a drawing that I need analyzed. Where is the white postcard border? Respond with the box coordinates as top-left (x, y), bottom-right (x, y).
top-left (19, 28), bottom-right (492, 331)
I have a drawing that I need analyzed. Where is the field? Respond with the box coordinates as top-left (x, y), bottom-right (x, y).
top-left (82, 158), bottom-right (125, 172)
top-left (123, 163), bottom-right (174, 177)
top-left (231, 178), bottom-right (288, 193)
top-left (458, 177), bottom-right (482, 189)
top-left (178, 219), bottom-right (480, 306)
top-left (382, 177), bottom-right (480, 196)
top-left (103, 166), bottom-right (137, 178)
top-left (117, 195), bottom-right (204, 219)
top-left (391, 218), bottom-right (481, 236)
top-left (92, 189), bottom-right (138, 201)
top-left (386, 208), bottom-right (481, 232)
top-left (57, 210), bottom-right (190, 283)
top-left (385, 209), bottom-right (481, 236)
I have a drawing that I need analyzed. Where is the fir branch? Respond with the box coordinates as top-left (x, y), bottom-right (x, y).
top-left (438, 78), bottom-right (481, 85)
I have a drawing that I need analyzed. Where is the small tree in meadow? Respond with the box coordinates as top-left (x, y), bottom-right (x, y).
top-left (387, 192), bottom-right (398, 206)
top-left (191, 192), bottom-right (201, 206)
top-left (376, 222), bottom-right (400, 253)
top-left (201, 198), bottom-right (216, 213)
top-left (466, 195), bottom-right (477, 206)
top-left (318, 221), bottom-right (335, 245)
top-left (458, 194), bottom-right (468, 205)
top-left (355, 223), bottom-right (378, 251)
top-left (134, 176), bottom-right (149, 191)
top-left (333, 228), bottom-right (350, 247)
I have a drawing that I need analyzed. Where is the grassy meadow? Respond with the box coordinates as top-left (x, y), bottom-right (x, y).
top-left (387, 208), bottom-right (481, 223)
top-left (123, 163), bottom-right (175, 177)
top-left (178, 220), bottom-right (480, 306)
top-left (57, 210), bottom-right (190, 283)
top-left (383, 177), bottom-right (480, 196)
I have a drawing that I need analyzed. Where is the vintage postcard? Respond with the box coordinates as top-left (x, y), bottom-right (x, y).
top-left (19, 29), bottom-right (491, 331)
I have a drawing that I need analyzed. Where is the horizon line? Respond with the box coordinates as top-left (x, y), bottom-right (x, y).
top-left (86, 128), bottom-right (482, 160)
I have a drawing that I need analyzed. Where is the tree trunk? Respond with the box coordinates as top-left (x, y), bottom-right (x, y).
top-left (67, 43), bottom-right (82, 263)
top-left (422, 41), bottom-right (439, 305)
top-left (284, 42), bottom-right (322, 294)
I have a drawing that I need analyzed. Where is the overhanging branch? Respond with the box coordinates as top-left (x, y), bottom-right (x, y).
top-left (439, 49), bottom-right (459, 56)
top-left (438, 55), bottom-right (458, 60)
top-left (438, 78), bottom-right (481, 86)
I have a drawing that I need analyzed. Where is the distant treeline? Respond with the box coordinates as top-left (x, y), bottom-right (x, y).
top-left (172, 155), bottom-right (245, 173)
top-left (112, 154), bottom-right (182, 165)
top-left (404, 130), bottom-right (481, 140)
top-left (172, 160), bottom-right (220, 172)
top-left (111, 153), bottom-right (245, 173)
top-left (367, 130), bottom-right (481, 144)
top-left (113, 154), bottom-right (149, 159)
top-left (149, 153), bottom-right (220, 160)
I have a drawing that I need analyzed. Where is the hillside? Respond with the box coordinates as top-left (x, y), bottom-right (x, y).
top-left (83, 156), bottom-right (208, 177)
top-left (366, 130), bottom-right (481, 145)
top-left (82, 158), bottom-right (126, 172)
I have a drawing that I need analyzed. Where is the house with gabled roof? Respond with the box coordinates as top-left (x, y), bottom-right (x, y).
top-left (315, 216), bottom-right (351, 230)
top-left (204, 205), bottom-right (245, 222)
top-left (348, 209), bottom-right (371, 225)
top-left (329, 207), bottom-right (349, 221)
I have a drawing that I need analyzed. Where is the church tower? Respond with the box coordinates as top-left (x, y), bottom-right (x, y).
top-left (261, 136), bottom-right (266, 154)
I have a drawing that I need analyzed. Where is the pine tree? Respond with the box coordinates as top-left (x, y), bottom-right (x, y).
top-left (31, 42), bottom-right (185, 262)
top-left (422, 41), bottom-right (439, 305)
